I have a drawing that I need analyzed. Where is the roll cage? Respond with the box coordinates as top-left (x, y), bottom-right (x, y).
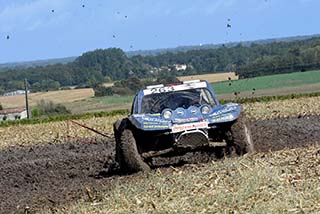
top-left (131, 81), bottom-right (219, 114)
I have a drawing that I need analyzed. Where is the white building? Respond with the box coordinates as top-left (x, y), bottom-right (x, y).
top-left (174, 64), bottom-right (188, 71)
top-left (0, 108), bottom-right (28, 121)
top-left (3, 90), bottom-right (30, 97)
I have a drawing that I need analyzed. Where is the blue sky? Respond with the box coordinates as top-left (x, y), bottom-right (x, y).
top-left (0, 0), bottom-right (319, 63)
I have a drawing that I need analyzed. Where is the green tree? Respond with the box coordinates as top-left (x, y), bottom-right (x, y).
top-left (2, 37), bottom-right (320, 92)
top-left (94, 85), bottom-right (114, 97)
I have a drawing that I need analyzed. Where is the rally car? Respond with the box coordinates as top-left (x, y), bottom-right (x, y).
top-left (113, 80), bottom-right (254, 173)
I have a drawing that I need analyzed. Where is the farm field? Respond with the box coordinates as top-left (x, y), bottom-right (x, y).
top-left (65, 84), bottom-right (320, 115)
top-left (1, 96), bottom-right (319, 148)
top-left (59, 145), bottom-right (320, 213)
top-left (0, 96), bottom-right (320, 213)
top-left (216, 82), bottom-right (320, 100)
top-left (0, 70), bottom-right (319, 114)
top-left (67, 70), bottom-right (320, 114)
top-left (212, 70), bottom-right (320, 94)
top-left (178, 72), bottom-right (238, 82)
top-left (0, 88), bottom-right (94, 109)
top-left (64, 95), bottom-right (133, 114)
top-left (3, 1), bottom-right (320, 213)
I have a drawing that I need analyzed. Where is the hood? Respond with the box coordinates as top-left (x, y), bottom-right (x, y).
top-left (129, 102), bottom-right (241, 131)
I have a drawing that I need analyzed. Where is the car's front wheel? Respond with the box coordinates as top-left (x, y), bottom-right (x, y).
top-left (117, 128), bottom-right (151, 173)
top-left (228, 114), bottom-right (254, 155)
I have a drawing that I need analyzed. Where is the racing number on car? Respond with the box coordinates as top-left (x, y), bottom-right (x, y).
top-left (151, 86), bottom-right (175, 94)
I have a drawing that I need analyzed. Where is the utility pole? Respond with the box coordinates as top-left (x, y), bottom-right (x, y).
top-left (24, 79), bottom-right (30, 119)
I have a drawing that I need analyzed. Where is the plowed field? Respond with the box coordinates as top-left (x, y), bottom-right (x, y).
top-left (0, 97), bottom-right (320, 213)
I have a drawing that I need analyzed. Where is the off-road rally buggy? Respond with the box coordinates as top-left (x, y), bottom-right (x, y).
top-left (114, 80), bottom-right (254, 173)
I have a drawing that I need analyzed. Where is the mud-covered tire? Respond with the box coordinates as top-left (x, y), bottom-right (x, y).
top-left (117, 128), bottom-right (150, 173)
top-left (113, 119), bottom-right (123, 144)
top-left (113, 119), bottom-right (122, 133)
top-left (113, 119), bottom-right (125, 165)
top-left (229, 114), bottom-right (254, 155)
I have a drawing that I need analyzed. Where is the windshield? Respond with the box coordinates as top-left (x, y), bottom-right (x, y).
top-left (141, 88), bottom-right (215, 114)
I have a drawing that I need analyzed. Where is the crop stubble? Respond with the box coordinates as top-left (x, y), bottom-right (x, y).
top-left (0, 96), bottom-right (320, 213)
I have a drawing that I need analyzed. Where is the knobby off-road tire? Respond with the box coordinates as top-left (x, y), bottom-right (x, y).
top-left (229, 114), bottom-right (254, 155)
top-left (113, 119), bottom-right (125, 165)
top-left (114, 119), bottom-right (150, 173)
top-left (117, 129), bottom-right (151, 173)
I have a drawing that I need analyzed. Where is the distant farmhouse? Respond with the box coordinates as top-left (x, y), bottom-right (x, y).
top-left (0, 108), bottom-right (27, 122)
top-left (174, 64), bottom-right (188, 71)
top-left (149, 64), bottom-right (189, 74)
top-left (2, 90), bottom-right (30, 97)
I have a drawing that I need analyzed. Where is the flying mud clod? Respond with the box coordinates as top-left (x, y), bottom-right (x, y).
top-left (113, 80), bottom-right (254, 174)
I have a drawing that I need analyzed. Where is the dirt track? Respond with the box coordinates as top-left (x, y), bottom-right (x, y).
top-left (0, 115), bottom-right (320, 214)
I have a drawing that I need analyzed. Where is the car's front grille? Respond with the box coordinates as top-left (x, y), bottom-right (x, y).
top-left (175, 130), bottom-right (208, 149)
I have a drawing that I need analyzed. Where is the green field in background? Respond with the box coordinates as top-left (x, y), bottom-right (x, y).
top-left (211, 70), bottom-right (320, 94)
top-left (101, 95), bottom-right (133, 105)
top-left (99, 70), bottom-right (320, 104)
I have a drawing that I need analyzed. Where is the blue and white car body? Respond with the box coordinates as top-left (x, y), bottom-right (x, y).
top-left (113, 79), bottom-right (252, 173)
top-left (128, 80), bottom-right (242, 135)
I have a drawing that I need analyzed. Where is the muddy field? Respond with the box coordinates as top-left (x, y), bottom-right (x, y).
top-left (0, 115), bottom-right (320, 213)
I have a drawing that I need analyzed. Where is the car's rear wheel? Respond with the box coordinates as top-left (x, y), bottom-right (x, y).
top-left (117, 128), bottom-right (151, 173)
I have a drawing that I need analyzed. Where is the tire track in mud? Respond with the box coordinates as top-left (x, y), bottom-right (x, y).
top-left (0, 137), bottom-right (115, 214)
top-left (0, 115), bottom-right (319, 213)
top-left (251, 114), bottom-right (320, 152)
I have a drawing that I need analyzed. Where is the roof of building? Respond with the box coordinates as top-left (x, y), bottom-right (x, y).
top-left (0, 108), bottom-right (26, 115)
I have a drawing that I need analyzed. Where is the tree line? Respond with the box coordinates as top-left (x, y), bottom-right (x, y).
top-left (1, 37), bottom-right (320, 94)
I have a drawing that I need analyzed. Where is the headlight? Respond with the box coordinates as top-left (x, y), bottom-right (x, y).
top-left (177, 110), bottom-right (184, 116)
top-left (163, 110), bottom-right (172, 119)
top-left (201, 106), bottom-right (211, 114)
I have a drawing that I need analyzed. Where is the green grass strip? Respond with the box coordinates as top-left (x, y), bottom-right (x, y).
top-left (219, 91), bottom-right (320, 104)
top-left (212, 70), bottom-right (320, 94)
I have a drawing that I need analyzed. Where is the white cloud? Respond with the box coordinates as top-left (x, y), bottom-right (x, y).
top-left (0, 0), bottom-right (72, 32)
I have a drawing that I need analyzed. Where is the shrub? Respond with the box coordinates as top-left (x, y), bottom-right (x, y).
top-left (31, 108), bottom-right (40, 118)
top-left (94, 85), bottom-right (114, 97)
top-left (32, 100), bottom-right (71, 117)
top-left (112, 87), bottom-right (133, 95)
top-left (60, 86), bottom-right (72, 90)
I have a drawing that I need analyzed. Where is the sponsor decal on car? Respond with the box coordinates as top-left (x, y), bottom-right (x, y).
top-left (143, 82), bottom-right (207, 95)
top-left (141, 116), bottom-right (168, 123)
top-left (173, 117), bottom-right (201, 123)
top-left (171, 120), bottom-right (208, 133)
top-left (144, 125), bottom-right (170, 129)
top-left (210, 106), bottom-right (238, 117)
top-left (209, 114), bottom-right (234, 123)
